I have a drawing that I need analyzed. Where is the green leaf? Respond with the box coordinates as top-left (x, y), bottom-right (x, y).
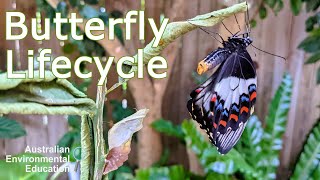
top-left (261, 73), bottom-right (293, 178)
top-left (259, 5), bottom-right (267, 19)
top-left (306, 16), bottom-right (317, 32)
top-left (68, 115), bottom-right (81, 129)
top-left (0, 153), bottom-right (51, 180)
top-left (135, 165), bottom-right (191, 180)
top-left (114, 24), bottom-right (124, 44)
top-left (151, 119), bottom-right (184, 141)
top-left (236, 116), bottom-right (264, 165)
top-left (206, 173), bottom-right (233, 180)
top-left (291, 119), bottom-right (320, 180)
top-left (57, 130), bottom-right (80, 158)
top-left (290, 0), bottom-right (302, 15)
top-left (299, 32), bottom-right (320, 53)
top-left (274, 0), bottom-right (284, 14)
top-left (306, 0), bottom-right (320, 12)
top-left (152, 148), bottom-right (170, 167)
top-left (69, 0), bottom-right (80, 7)
top-left (0, 116), bottom-right (26, 139)
top-left (305, 51), bottom-right (320, 64)
top-left (250, 19), bottom-right (257, 28)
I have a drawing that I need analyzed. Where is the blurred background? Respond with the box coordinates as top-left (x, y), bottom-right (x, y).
top-left (0, 0), bottom-right (319, 179)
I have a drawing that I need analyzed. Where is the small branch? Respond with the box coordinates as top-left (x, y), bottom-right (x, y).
top-left (93, 83), bottom-right (108, 180)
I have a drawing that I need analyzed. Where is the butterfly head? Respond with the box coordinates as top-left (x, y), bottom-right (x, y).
top-left (228, 35), bottom-right (253, 48)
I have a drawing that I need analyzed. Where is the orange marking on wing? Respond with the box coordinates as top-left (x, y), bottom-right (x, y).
top-left (240, 107), bottom-right (249, 114)
top-left (230, 114), bottom-right (238, 122)
top-left (250, 92), bottom-right (257, 101)
top-left (211, 96), bottom-right (217, 102)
top-left (213, 122), bottom-right (217, 129)
top-left (220, 120), bottom-right (227, 127)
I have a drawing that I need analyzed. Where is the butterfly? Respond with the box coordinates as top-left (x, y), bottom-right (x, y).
top-left (187, 30), bottom-right (257, 154)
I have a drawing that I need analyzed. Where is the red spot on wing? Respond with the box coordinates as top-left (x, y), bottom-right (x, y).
top-left (220, 120), bottom-right (227, 127)
top-left (213, 122), bottom-right (217, 129)
top-left (250, 92), bottom-right (257, 101)
top-left (230, 114), bottom-right (239, 122)
top-left (240, 107), bottom-right (249, 114)
top-left (195, 88), bottom-right (202, 93)
top-left (211, 95), bottom-right (217, 102)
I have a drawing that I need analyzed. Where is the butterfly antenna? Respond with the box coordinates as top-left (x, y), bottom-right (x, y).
top-left (245, 1), bottom-right (251, 34)
top-left (198, 26), bottom-right (224, 43)
top-left (221, 20), bottom-right (234, 35)
top-left (187, 20), bottom-right (224, 44)
top-left (234, 14), bottom-right (241, 32)
top-left (250, 45), bottom-right (257, 57)
top-left (251, 44), bottom-right (286, 61)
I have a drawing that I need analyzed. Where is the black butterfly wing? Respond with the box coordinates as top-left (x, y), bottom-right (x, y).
top-left (187, 48), bottom-right (257, 154)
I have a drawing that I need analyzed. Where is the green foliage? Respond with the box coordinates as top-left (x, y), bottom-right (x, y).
top-left (151, 118), bottom-right (184, 141)
top-left (258, 73), bottom-right (292, 179)
top-left (250, 19), bottom-right (257, 28)
top-left (305, 51), bottom-right (320, 64)
top-left (0, 116), bottom-right (26, 139)
top-left (299, 30), bottom-right (320, 53)
top-left (290, 0), bottom-right (302, 15)
top-left (0, 153), bottom-right (51, 180)
top-left (70, 0), bottom-right (80, 7)
top-left (291, 119), bottom-right (320, 180)
top-left (135, 165), bottom-right (194, 180)
top-left (235, 115), bottom-right (263, 165)
top-left (110, 100), bottom-right (134, 122)
top-left (108, 165), bottom-right (134, 180)
top-left (57, 116), bottom-right (81, 162)
top-left (304, 0), bottom-right (320, 12)
top-left (305, 13), bottom-right (320, 32)
top-left (259, 5), bottom-right (268, 19)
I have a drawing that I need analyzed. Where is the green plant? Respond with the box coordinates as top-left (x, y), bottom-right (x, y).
top-left (135, 165), bottom-right (200, 180)
top-left (0, 116), bottom-right (26, 139)
top-left (0, 153), bottom-right (51, 180)
top-left (152, 73), bottom-right (293, 180)
top-left (291, 118), bottom-right (320, 180)
top-left (57, 115), bottom-right (81, 162)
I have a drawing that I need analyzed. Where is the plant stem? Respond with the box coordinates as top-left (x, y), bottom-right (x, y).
top-left (93, 81), bottom-right (108, 179)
